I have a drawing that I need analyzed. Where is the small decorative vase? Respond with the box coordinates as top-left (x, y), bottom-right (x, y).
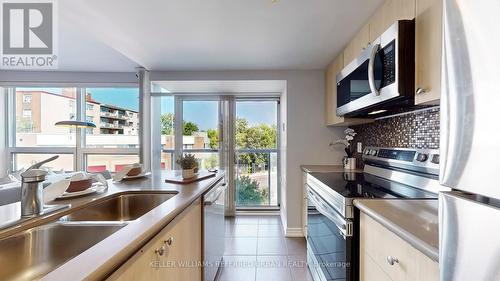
top-left (343, 171), bottom-right (357, 181)
top-left (182, 168), bottom-right (195, 179)
top-left (343, 157), bottom-right (357, 170)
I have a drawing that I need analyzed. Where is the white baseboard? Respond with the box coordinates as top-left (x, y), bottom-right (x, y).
top-left (285, 227), bottom-right (304, 237)
top-left (234, 211), bottom-right (280, 216)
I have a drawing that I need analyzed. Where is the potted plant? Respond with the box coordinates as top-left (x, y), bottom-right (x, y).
top-left (330, 128), bottom-right (358, 170)
top-left (176, 154), bottom-right (199, 179)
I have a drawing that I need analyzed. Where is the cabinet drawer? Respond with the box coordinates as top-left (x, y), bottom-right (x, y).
top-left (360, 250), bottom-right (393, 281)
top-left (360, 213), bottom-right (438, 281)
top-left (107, 199), bottom-right (202, 281)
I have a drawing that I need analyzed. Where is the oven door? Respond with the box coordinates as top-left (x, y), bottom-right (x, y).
top-left (307, 188), bottom-right (353, 281)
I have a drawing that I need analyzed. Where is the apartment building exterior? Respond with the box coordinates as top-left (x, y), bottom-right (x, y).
top-left (14, 89), bottom-right (211, 172)
top-left (16, 90), bottom-right (139, 137)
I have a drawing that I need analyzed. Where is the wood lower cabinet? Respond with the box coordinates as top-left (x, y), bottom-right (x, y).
top-left (360, 213), bottom-right (438, 281)
top-left (360, 250), bottom-right (393, 281)
top-left (107, 199), bottom-right (202, 281)
top-left (415, 0), bottom-right (442, 105)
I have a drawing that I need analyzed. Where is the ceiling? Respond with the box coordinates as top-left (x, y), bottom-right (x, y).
top-left (56, 0), bottom-right (383, 72)
top-left (153, 80), bottom-right (286, 93)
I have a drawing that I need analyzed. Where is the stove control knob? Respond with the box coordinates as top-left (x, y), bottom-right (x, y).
top-left (431, 154), bottom-right (440, 164)
top-left (416, 153), bottom-right (428, 162)
top-left (370, 149), bottom-right (378, 156)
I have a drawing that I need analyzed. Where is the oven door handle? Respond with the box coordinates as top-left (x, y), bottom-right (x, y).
top-left (308, 190), bottom-right (352, 237)
top-left (368, 43), bottom-right (381, 96)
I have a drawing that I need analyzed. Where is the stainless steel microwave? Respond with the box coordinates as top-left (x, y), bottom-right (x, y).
top-left (336, 20), bottom-right (415, 117)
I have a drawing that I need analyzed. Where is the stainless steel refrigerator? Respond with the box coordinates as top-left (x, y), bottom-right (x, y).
top-left (439, 0), bottom-right (500, 280)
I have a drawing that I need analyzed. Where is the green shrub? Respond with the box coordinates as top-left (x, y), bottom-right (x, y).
top-left (236, 175), bottom-right (268, 205)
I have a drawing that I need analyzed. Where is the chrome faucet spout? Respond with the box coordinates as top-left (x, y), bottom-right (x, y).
top-left (27, 155), bottom-right (59, 170)
top-left (20, 156), bottom-right (59, 218)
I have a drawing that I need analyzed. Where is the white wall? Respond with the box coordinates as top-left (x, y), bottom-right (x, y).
top-left (150, 70), bottom-right (347, 235)
top-left (0, 88), bottom-right (7, 177)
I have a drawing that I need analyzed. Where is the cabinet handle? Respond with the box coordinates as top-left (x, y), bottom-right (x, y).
top-left (155, 237), bottom-right (174, 256)
top-left (165, 237), bottom-right (174, 246)
top-left (155, 245), bottom-right (166, 256)
top-left (416, 88), bottom-right (426, 95)
top-left (386, 256), bottom-right (399, 266)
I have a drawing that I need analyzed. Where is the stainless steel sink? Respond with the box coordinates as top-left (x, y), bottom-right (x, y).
top-left (0, 222), bottom-right (125, 281)
top-left (60, 191), bottom-right (178, 222)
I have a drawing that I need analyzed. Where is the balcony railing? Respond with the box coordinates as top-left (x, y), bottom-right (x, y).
top-left (160, 148), bottom-right (279, 208)
top-left (99, 111), bottom-right (129, 120)
top-left (100, 123), bottom-right (124, 129)
top-left (235, 149), bottom-right (278, 208)
top-left (161, 148), bottom-right (219, 171)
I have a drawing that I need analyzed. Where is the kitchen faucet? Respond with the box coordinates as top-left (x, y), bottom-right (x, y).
top-left (20, 156), bottom-right (59, 218)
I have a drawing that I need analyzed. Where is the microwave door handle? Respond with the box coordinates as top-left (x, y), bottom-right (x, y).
top-left (368, 43), bottom-right (381, 96)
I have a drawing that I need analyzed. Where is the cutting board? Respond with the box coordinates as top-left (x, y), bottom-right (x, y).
top-left (165, 171), bottom-right (216, 184)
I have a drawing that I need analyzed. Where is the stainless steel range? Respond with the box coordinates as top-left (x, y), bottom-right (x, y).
top-left (306, 147), bottom-right (449, 281)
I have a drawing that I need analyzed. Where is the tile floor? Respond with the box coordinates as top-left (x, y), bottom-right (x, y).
top-left (219, 215), bottom-right (313, 281)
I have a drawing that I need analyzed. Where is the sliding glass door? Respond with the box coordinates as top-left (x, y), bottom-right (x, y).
top-left (235, 99), bottom-right (279, 209)
top-left (153, 94), bottom-right (280, 211)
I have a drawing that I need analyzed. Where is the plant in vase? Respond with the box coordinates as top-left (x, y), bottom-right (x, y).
top-left (176, 154), bottom-right (199, 179)
top-left (330, 128), bottom-right (357, 170)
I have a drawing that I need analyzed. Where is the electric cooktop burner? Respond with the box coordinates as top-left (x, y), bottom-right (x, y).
top-left (309, 171), bottom-right (437, 200)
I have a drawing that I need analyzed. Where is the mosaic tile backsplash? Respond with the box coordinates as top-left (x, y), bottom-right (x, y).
top-left (351, 107), bottom-right (440, 150)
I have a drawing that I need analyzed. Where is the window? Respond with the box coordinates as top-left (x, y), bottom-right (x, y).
top-left (7, 87), bottom-right (139, 172)
top-left (22, 109), bottom-right (32, 118)
top-left (84, 88), bottom-right (140, 149)
top-left (86, 154), bottom-right (140, 173)
top-left (152, 94), bottom-right (281, 212)
top-left (23, 94), bottom-right (32, 103)
top-left (160, 96), bottom-right (175, 170)
top-left (13, 153), bottom-right (74, 171)
top-left (15, 88), bottom-right (76, 147)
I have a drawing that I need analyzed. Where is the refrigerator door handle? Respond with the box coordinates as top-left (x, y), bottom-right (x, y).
top-left (439, 0), bottom-right (474, 187)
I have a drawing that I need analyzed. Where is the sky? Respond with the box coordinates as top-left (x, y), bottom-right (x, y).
top-left (20, 88), bottom-right (277, 131)
top-left (161, 98), bottom-right (278, 131)
top-left (87, 88), bottom-right (139, 111)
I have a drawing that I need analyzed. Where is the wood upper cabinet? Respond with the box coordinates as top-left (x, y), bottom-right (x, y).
top-left (414, 0), bottom-right (442, 105)
top-left (369, 0), bottom-right (416, 41)
top-left (325, 54), bottom-right (343, 126)
top-left (325, 55), bottom-right (373, 126)
top-left (107, 199), bottom-right (202, 281)
top-left (360, 213), bottom-right (439, 281)
top-left (343, 24), bottom-right (370, 67)
top-left (324, 0), bottom-right (442, 126)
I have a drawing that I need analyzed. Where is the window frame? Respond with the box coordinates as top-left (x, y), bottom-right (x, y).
top-left (6, 86), bottom-right (141, 172)
top-left (233, 97), bottom-right (281, 209)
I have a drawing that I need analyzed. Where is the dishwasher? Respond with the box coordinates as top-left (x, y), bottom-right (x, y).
top-left (203, 179), bottom-right (226, 281)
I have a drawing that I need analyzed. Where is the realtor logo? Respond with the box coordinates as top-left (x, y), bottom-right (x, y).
top-left (1, 0), bottom-right (58, 69)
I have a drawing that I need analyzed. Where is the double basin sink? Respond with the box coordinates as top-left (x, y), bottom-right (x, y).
top-left (0, 191), bottom-right (178, 281)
